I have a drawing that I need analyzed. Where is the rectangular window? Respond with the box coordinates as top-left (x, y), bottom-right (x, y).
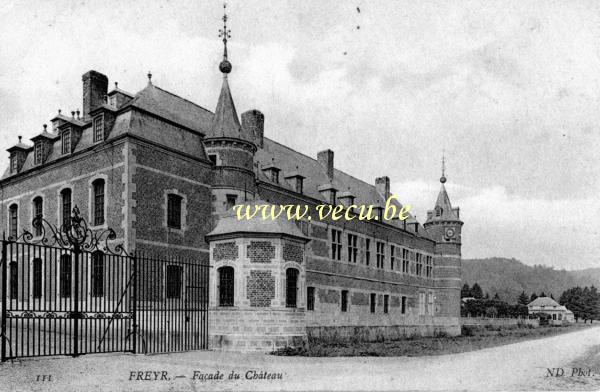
top-left (390, 245), bottom-right (395, 270)
top-left (307, 286), bottom-right (315, 311)
top-left (384, 295), bottom-right (389, 314)
top-left (60, 256), bottom-right (72, 298)
top-left (9, 262), bottom-right (18, 300)
top-left (32, 259), bottom-right (43, 299)
top-left (376, 241), bottom-right (385, 269)
top-left (61, 129), bottom-right (71, 155)
top-left (166, 265), bottom-right (183, 299)
top-left (167, 194), bottom-right (182, 228)
top-left (34, 141), bottom-right (43, 165)
top-left (402, 249), bottom-right (410, 274)
top-left (226, 194), bottom-right (237, 211)
top-left (426, 255), bottom-right (433, 278)
top-left (93, 180), bottom-right (105, 226)
top-left (9, 205), bottom-right (18, 239)
top-left (93, 115), bottom-right (104, 142)
top-left (271, 170), bottom-right (279, 184)
top-left (33, 197), bottom-right (43, 237)
top-left (295, 178), bottom-right (303, 194)
top-left (61, 189), bottom-right (72, 229)
top-left (415, 253), bottom-right (423, 276)
top-left (347, 233), bottom-right (358, 263)
top-left (365, 238), bottom-right (370, 266)
top-left (330, 190), bottom-right (337, 205)
top-left (208, 154), bottom-right (217, 165)
top-left (370, 293), bottom-right (376, 313)
top-left (401, 296), bottom-right (407, 314)
top-left (341, 290), bottom-right (348, 312)
top-left (331, 229), bottom-right (342, 261)
top-left (91, 252), bottom-right (104, 298)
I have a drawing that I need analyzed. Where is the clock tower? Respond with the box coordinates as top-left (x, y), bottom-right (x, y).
top-left (423, 158), bottom-right (463, 334)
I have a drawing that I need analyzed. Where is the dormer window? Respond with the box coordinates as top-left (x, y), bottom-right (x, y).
top-left (61, 129), bottom-right (71, 155)
top-left (262, 163), bottom-right (281, 185)
top-left (34, 140), bottom-right (43, 165)
top-left (295, 177), bottom-right (303, 194)
top-left (9, 154), bottom-right (17, 174)
top-left (435, 206), bottom-right (442, 217)
top-left (93, 114), bottom-right (104, 143)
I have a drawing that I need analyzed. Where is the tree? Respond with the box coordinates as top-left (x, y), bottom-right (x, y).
top-left (518, 291), bottom-right (529, 305)
top-left (559, 286), bottom-right (600, 323)
top-left (540, 291), bottom-right (547, 298)
top-left (530, 293), bottom-right (538, 302)
top-left (550, 293), bottom-right (555, 300)
top-left (461, 283), bottom-right (472, 298)
top-left (471, 283), bottom-right (483, 299)
top-left (493, 293), bottom-right (500, 300)
top-left (484, 292), bottom-right (490, 299)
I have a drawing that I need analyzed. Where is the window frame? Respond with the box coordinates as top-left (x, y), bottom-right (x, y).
top-left (59, 254), bottom-right (72, 299)
top-left (9, 261), bottom-right (18, 300)
top-left (32, 196), bottom-right (43, 237)
top-left (285, 268), bottom-right (299, 308)
top-left (383, 294), bottom-right (389, 314)
top-left (93, 114), bottom-right (105, 143)
top-left (365, 238), bottom-right (371, 266)
top-left (347, 233), bottom-right (358, 263)
top-left (218, 266), bottom-right (234, 307)
top-left (307, 286), bottom-right (315, 311)
top-left (370, 293), bottom-right (376, 313)
top-left (401, 296), bottom-right (407, 314)
top-left (331, 229), bottom-right (342, 261)
top-left (8, 204), bottom-right (18, 239)
top-left (34, 140), bottom-right (43, 165)
top-left (165, 264), bottom-right (184, 300)
top-left (341, 290), bottom-right (349, 312)
top-left (91, 178), bottom-right (106, 227)
top-left (61, 128), bottom-right (71, 155)
top-left (60, 188), bottom-right (72, 229)
top-left (31, 258), bottom-right (43, 300)
top-left (91, 251), bottom-right (104, 298)
top-left (225, 194), bottom-right (237, 211)
top-left (376, 241), bottom-right (385, 269)
top-left (167, 193), bottom-right (183, 229)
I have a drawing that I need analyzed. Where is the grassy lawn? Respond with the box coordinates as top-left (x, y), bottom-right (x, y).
top-left (273, 322), bottom-right (597, 357)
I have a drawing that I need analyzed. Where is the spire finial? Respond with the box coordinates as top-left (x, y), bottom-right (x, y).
top-left (218, 2), bottom-right (232, 75)
top-left (440, 150), bottom-right (447, 184)
top-left (147, 71), bottom-right (153, 84)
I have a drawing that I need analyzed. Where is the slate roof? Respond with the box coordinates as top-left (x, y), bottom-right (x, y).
top-left (126, 83), bottom-right (213, 135)
top-left (425, 183), bottom-right (460, 223)
top-left (2, 78), bottom-right (432, 236)
top-left (255, 138), bottom-right (426, 235)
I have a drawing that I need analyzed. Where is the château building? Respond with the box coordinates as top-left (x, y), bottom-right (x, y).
top-left (0, 17), bottom-right (463, 352)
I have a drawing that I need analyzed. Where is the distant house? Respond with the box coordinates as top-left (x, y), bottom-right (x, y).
top-left (527, 297), bottom-right (574, 323)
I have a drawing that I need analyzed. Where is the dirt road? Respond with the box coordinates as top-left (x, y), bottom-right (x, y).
top-left (1, 326), bottom-right (599, 391)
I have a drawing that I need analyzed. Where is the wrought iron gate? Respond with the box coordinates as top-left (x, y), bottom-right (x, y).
top-left (0, 206), bottom-right (209, 361)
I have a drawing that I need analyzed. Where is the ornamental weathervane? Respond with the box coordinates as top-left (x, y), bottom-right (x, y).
top-left (218, 2), bottom-right (232, 74)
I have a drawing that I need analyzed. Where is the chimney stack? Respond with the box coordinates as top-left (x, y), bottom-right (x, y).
top-left (317, 149), bottom-right (334, 180)
top-left (376, 176), bottom-right (390, 200)
top-left (82, 70), bottom-right (108, 121)
top-left (241, 110), bottom-right (264, 148)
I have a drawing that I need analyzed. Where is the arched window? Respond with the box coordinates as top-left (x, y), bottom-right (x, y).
top-left (91, 252), bottom-right (104, 298)
top-left (8, 204), bottom-right (18, 239)
top-left (218, 266), bottom-right (234, 307)
top-left (61, 188), bottom-right (72, 229)
top-left (32, 258), bottom-right (42, 299)
top-left (92, 179), bottom-right (105, 226)
top-left (286, 268), bottom-right (299, 308)
top-left (60, 254), bottom-right (72, 298)
top-left (9, 261), bottom-right (18, 300)
top-left (33, 196), bottom-right (43, 237)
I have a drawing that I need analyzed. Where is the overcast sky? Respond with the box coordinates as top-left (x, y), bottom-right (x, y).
top-left (1, 0), bottom-right (599, 269)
